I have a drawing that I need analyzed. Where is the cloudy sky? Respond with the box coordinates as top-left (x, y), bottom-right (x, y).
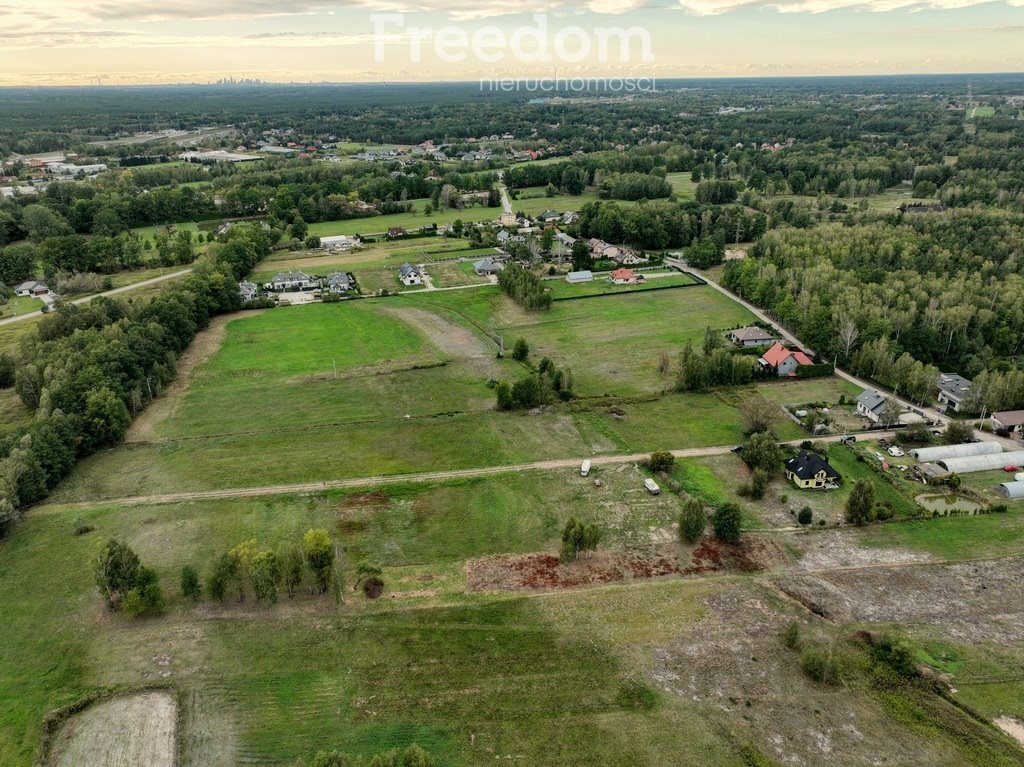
top-left (0, 0), bottom-right (1022, 84)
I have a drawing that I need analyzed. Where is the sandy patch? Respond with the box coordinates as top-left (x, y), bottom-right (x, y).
top-left (126, 311), bottom-right (255, 442)
top-left (49, 691), bottom-right (176, 767)
top-left (382, 306), bottom-right (493, 371)
top-left (789, 530), bottom-right (933, 571)
top-left (994, 716), bottom-right (1024, 748)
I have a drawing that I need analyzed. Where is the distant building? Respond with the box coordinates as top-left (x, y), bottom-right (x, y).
top-left (325, 272), bottom-right (355, 294)
top-left (14, 280), bottom-right (50, 297)
top-left (319, 234), bottom-right (356, 251)
top-left (784, 451), bottom-right (841, 489)
top-left (269, 272), bottom-right (317, 291)
top-left (238, 281), bottom-right (258, 301)
top-left (729, 326), bottom-right (776, 348)
top-left (610, 268), bottom-right (642, 285)
top-left (991, 410), bottom-right (1024, 437)
top-left (936, 373), bottom-right (972, 413)
top-left (398, 263), bottom-right (422, 286)
top-left (473, 258), bottom-right (503, 276)
top-left (386, 227), bottom-right (408, 240)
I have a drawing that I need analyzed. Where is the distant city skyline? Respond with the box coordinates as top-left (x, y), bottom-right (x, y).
top-left (1, 0), bottom-right (1023, 85)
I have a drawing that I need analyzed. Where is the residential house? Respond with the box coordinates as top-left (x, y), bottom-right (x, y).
top-left (610, 268), bottom-right (643, 285)
top-left (238, 281), bottom-right (258, 301)
top-left (936, 373), bottom-right (972, 413)
top-left (856, 389), bottom-right (889, 424)
top-left (784, 451), bottom-right (842, 489)
top-left (991, 410), bottom-right (1024, 437)
top-left (473, 258), bottom-right (503, 276)
top-left (729, 326), bottom-right (776, 347)
top-left (758, 342), bottom-right (813, 377)
top-left (539, 209), bottom-right (560, 222)
top-left (610, 249), bottom-right (647, 266)
top-left (13, 280), bottom-right (50, 297)
top-left (385, 226), bottom-right (408, 240)
top-left (561, 211), bottom-right (580, 225)
top-left (566, 270), bottom-right (594, 284)
top-left (325, 272), bottom-right (355, 294)
top-left (270, 272), bottom-right (317, 291)
top-left (399, 263), bottom-right (423, 286)
top-left (496, 230), bottom-right (512, 245)
top-left (319, 234), bottom-right (355, 251)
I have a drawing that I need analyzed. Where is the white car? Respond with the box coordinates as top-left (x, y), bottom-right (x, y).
top-left (887, 446), bottom-right (905, 457)
top-left (872, 451), bottom-right (885, 462)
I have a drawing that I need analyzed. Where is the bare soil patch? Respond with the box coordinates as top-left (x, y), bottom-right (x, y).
top-left (994, 716), bottom-right (1024, 748)
top-left (787, 530), bottom-right (933, 571)
top-left (465, 535), bottom-right (786, 592)
top-left (126, 311), bottom-right (254, 442)
top-left (381, 306), bottom-right (493, 371)
top-left (49, 690), bottom-right (177, 767)
top-left (776, 556), bottom-right (1024, 644)
top-left (649, 583), bottom-right (957, 766)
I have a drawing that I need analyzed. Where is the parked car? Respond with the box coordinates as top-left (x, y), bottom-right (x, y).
top-left (644, 478), bottom-right (661, 495)
top-left (839, 435), bottom-right (856, 446)
top-left (872, 451), bottom-right (885, 462)
top-left (1004, 465), bottom-right (1020, 473)
top-left (888, 446), bottom-right (905, 457)
top-left (580, 460), bottom-right (591, 477)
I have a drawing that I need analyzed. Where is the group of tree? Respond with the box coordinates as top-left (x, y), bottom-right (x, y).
top-left (560, 517), bottom-right (601, 562)
top-left (495, 353), bottom-right (574, 410)
top-left (497, 263), bottom-right (552, 311)
top-left (0, 224), bottom-right (269, 536)
top-left (207, 528), bottom-right (347, 605)
top-left (303, 743), bottom-right (434, 767)
top-left (94, 539), bottom-right (164, 617)
top-left (676, 341), bottom-right (757, 392)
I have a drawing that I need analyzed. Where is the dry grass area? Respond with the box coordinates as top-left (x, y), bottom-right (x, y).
top-left (49, 691), bottom-right (177, 767)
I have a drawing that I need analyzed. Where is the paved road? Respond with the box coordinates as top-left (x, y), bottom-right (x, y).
top-left (41, 431), bottom-right (896, 511)
top-left (0, 268), bottom-right (193, 327)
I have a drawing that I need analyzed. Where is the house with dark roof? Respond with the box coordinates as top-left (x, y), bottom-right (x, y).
top-left (473, 258), bottom-right (503, 276)
top-left (758, 342), bottom-right (813, 377)
top-left (398, 263), bottom-right (422, 286)
top-left (856, 389), bottom-right (889, 424)
top-left (325, 272), bottom-right (355, 294)
top-left (385, 226), bottom-right (408, 240)
top-left (936, 373), bottom-right (972, 413)
top-left (14, 280), bottom-right (50, 297)
top-left (269, 271), bottom-right (317, 291)
top-left (729, 326), bottom-right (776, 348)
top-left (992, 410), bottom-right (1024, 437)
top-left (785, 451), bottom-right (842, 489)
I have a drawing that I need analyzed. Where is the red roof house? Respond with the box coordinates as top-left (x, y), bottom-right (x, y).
top-left (759, 342), bottom-right (813, 377)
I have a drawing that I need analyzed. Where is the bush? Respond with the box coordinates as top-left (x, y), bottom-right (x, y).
top-left (362, 576), bottom-right (384, 599)
top-left (121, 567), bottom-right (164, 618)
top-left (512, 337), bottom-right (529, 361)
top-left (799, 645), bottom-right (841, 685)
top-left (749, 469), bottom-right (770, 500)
top-left (741, 432), bottom-right (782, 475)
top-left (712, 503), bottom-right (742, 545)
top-left (781, 620), bottom-right (800, 649)
top-left (873, 501), bottom-right (894, 521)
top-left (797, 507), bottom-right (813, 526)
top-left (180, 565), bottom-right (202, 602)
top-left (679, 498), bottom-right (706, 544)
top-left (648, 451), bottom-right (675, 473)
top-left (73, 518), bottom-right (95, 536)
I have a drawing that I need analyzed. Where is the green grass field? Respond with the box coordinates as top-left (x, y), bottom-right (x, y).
top-left (0, 295), bottom-right (43, 318)
top-left (307, 201), bottom-right (500, 238)
top-left (547, 273), bottom-right (699, 300)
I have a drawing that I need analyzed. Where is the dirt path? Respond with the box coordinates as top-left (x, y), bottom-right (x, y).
top-left (994, 716), bottom-right (1024, 748)
top-left (124, 312), bottom-right (252, 442)
top-left (0, 269), bottom-right (192, 328)
top-left (40, 432), bottom-right (894, 512)
top-left (49, 691), bottom-right (176, 767)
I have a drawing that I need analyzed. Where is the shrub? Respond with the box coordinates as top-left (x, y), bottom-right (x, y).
top-left (797, 507), bottom-right (813, 526)
top-left (122, 567), bottom-right (164, 618)
top-left (512, 337), bottom-right (529, 361)
top-left (180, 565), bottom-right (202, 601)
top-left (799, 645), bottom-right (841, 685)
top-left (713, 503), bottom-right (742, 545)
top-left (749, 469), bottom-right (770, 500)
top-left (648, 451), bottom-right (675, 473)
top-left (781, 620), bottom-right (800, 649)
top-left (362, 576), bottom-right (385, 599)
top-left (873, 501), bottom-right (894, 521)
top-left (73, 519), bottom-right (95, 536)
top-left (679, 498), bottom-right (706, 544)
top-left (741, 432), bottom-right (782, 475)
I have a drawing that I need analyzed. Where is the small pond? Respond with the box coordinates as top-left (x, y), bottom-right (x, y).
top-left (915, 493), bottom-right (985, 515)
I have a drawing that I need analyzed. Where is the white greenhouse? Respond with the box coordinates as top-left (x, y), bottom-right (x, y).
top-left (910, 442), bottom-right (1002, 462)
top-left (998, 481), bottom-right (1024, 500)
top-left (937, 450), bottom-right (1024, 474)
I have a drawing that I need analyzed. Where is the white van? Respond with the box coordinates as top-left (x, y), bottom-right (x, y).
top-left (644, 478), bottom-right (660, 495)
top-left (580, 460), bottom-right (591, 477)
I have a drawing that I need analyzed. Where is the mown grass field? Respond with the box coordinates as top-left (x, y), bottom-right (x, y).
top-left (307, 201), bottom-right (500, 237)
top-left (546, 273), bottom-right (699, 300)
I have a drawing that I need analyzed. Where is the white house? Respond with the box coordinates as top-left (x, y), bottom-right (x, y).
top-left (936, 373), bottom-right (972, 413)
top-left (856, 389), bottom-right (889, 424)
top-left (399, 263), bottom-right (423, 286)
top-left (269, 272), bottom-right (317, 291)
top-left (14, 280), bottom-right (50, 297)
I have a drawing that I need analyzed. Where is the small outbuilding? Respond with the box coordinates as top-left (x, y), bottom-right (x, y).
top-left (565, 270), bottom-right (593, 284)
top-left (784, 451), bottom-right (841, 489)
top-left (910, 442), bottom-right (1001, 463)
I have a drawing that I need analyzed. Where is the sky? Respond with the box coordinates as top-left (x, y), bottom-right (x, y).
top-left (0, 0), bottom-right (1022, 85)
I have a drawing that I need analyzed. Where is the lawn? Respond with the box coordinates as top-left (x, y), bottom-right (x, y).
top-left (0, 295), bottom-right (43, 318)
top-left (547, 273), bottom-right (699, 300)
top-left (859, 510), bottom-right (1024, 560)
top-left (665, 173), bottom-right (698, 200)
top-left (307, 201), bottom-right (500, 238)
top-left (424, 261), bottom-right (491, 288)
top-left (412, 284), bottom-right (758, 397)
